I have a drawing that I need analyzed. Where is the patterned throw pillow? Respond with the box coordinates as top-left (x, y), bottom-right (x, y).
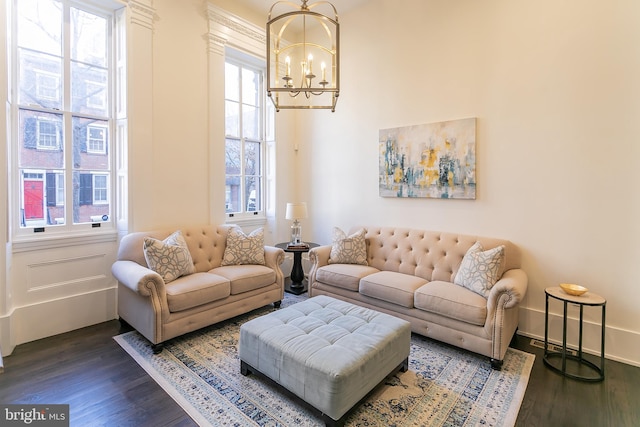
top-left (221, 227), bottom-right (266, 266)
top-left (328, 227), bottom-right (368, 265)
top-left (454, 241), bottom-right (505, 297)
top-left (143, 230), bottom-right (195, 283)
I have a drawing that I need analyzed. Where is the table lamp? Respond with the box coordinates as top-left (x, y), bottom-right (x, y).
top-left (285, 202), bottom-right (308, 245)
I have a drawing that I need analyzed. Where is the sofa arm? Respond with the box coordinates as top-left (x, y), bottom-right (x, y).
top-left (264, 246), bottom-right (286, 290)
top-left (308, 245), bottom-right (332, 286)
top-left (264, 245), bottom-right (285, 268)
top-left (111, 260), bottom-right (166, 298)
top-left (487, 268), bottom-right (528, 311)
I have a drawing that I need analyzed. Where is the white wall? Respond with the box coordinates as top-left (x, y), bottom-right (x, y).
top-left (2, 0), bottom-right (637, 366)
top-left (300, 0), bottom-right (640, 365)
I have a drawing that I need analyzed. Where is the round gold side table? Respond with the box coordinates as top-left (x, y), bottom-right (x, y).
top-left (543, 286), bottom-right (606, 382)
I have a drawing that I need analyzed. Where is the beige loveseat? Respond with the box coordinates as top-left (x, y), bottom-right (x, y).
top-left (308, 226), bottom-right (527, 369)
top-left (112, 225), bottom-right (285, 353)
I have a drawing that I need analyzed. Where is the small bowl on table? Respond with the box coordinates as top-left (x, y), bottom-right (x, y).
top-left (560, 283), bottom-right (588, 296)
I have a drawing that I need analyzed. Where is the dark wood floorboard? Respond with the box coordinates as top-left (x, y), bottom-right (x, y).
top-left (1, 321), bottom-right (638, 426)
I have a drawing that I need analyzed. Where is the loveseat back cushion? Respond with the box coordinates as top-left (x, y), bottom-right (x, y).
top-left (359, 271), bottom-right (428, 308)
top-left (165, 272), bottom-right (231, 312)
top-left (116, 225), bottom-right (233, 273)
top-left (316, 264), bottom-right (380, 291)
top-left (211, 265), bottom-right (276, 295)
top-left (414, 281), bottom-right (487, 326)
top-left (353, 226), bottom-right (520, 282)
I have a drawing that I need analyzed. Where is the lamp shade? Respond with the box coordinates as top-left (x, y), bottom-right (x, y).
top-left (285, 202), bottom-right (308, 220)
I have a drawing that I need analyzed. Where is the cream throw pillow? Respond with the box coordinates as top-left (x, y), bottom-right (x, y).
top-left (221, 227), bottom-right (266, 266)
top-left (454, 241), bottom-right (505, 297)
top-left (143, 230), bottom-right (195, 283)
top-left (328, 227), bottom-right (368, 265)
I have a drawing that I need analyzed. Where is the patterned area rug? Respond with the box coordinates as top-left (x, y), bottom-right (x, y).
top-left (114, 294), bottom-right (534, 426)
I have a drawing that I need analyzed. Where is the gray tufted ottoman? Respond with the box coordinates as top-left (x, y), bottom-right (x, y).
top-left (239, 295), bottom-right (411, 426)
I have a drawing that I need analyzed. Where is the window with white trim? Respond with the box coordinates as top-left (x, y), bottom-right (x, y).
top-left (11, 0), bottom-right (117, 232)
top-left (224, 54), bottom-right (273, 219)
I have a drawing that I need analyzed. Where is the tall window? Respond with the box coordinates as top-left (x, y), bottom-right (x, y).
top-left (12, 0), bottom-right (114, 232)
top-left (224, 56), bottom-right (271, 218)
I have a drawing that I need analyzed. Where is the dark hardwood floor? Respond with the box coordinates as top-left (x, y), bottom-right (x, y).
top-left (1, 320), bottom-right (638, 426)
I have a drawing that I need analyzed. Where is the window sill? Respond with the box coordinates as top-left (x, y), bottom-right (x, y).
top-left (11, 229), bottom-right (118, 253)
top-left (225, 216), bottom-right (267, 228)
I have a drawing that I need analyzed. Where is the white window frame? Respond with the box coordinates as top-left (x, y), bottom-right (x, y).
top-left (36, 117), bottom-right (60, 150)
top-left (87, 123), bottom-right (107, 154)
top-left (86, 80), bottom-right (106, 110)
top-left (9, 0), bottom-right (122, 241)
top-left (224, 53), bottom-right (268, 221)
top-left (92, 173), bottom-right (108, 204)
top-left (35, 69), bottom-right (60, 101)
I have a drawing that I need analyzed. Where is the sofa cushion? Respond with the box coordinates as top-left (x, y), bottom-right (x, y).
top-left (316, 264), bottom-right (380, 291)
top-left (221, 227), bottom-right (266, 266)
top-left (143, 230), bottom-right (195, 283)
top-left (211, 265), bottom-right (276, 295)
top-left (414, 281), bottom-right (487, 326)
top-left (454, 242), bottom-right (505, 297)
top-left (165, 272), bottom-right (230, 312)
top-left (329, 227), bottom-right (368, 265)
top-left (360, 271), bottom-right (428, 308)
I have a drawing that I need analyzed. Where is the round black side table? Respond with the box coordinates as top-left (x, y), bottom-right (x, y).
top-left (544, 286), bottom-right (606, 382)
top-left (276, 242), bottom-right (319, 295)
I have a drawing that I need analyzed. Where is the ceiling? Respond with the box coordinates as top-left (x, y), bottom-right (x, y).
top-left (238, 0), bottom-right (369, 18)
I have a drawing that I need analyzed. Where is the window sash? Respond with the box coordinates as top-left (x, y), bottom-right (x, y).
top-left (224, 58), bottom-right (266, 218)
top-left (11, 0), bottom-right (116, 237)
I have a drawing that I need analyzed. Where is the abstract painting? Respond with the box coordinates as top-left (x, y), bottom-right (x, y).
top-left (379, 118), bottom-right (476, 199)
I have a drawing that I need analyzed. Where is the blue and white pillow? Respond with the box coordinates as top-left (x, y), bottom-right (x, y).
top-left (143, 230), bottom-right (195, 283)
top-left (221, 227), bottom-right (266, 266)
top-left (454, 242), bottom-right (505, 297)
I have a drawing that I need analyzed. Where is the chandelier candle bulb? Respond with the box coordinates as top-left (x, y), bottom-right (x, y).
top-left (285, 56), bottom-right (291, 76)
top-left (308, 54), bottom-right (313, 73)
top-left (321, 62), bottom-right (326, 81)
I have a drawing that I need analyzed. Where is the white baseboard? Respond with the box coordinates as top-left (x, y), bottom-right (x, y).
top-left (518, 305), bottom-right (640, 368)
top-left (0, 287), bottom-right (117, 357)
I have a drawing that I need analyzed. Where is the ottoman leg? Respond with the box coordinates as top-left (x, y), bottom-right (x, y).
top-left (400, 357), bottom-right (409, 372)
top-left (240, 360), bottom-right (254, 376)
top-left (322, 413), bottom-right (345, 427)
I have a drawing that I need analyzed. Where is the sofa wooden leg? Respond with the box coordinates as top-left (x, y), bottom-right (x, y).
top-left (490, 358), bottom-right (503, 370)
top-left (151, 343), bottom-right (164, 354)
top-left (274, 300), bottom-right (282, 308)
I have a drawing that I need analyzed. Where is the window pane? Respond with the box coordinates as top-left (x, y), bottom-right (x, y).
top-left (18, 0), bottom-right (61, 56)
top-left (72, 117), bottom-right (109, 170)
top-left (72, 171), bottom-right (110, 224)
top-left (19, 170), bottom-right (65, 226)
top-left (225, 139), bottom-right (241, 175)
top-left (70, 8), bottom-right (107, 67)
top-left (19, 50), bottom-right (62, 109)
top-left (244, 141), bottom-right (260, 175)
top-left (225, 100), bottom-right (239, 137)
top-left (19, 110), bottom-right (63, 168)
top-left (245, 177), bottom-right (260, 211)
top-left (225, 177), bottom-right (241, 213)
top-left (242, 104), bottom-right (259, 140)
top-left (225, 63), bottom-right (239, 102)
top-left (72, 62), bottom-right (108, 115)
top-left (242, 68), bottom-right (259, 106)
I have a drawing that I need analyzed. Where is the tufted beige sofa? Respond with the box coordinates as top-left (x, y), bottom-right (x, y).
top-left (308, 226), bottom-right (528, 369)
top-left (112, 225), bottom-right (285, 353)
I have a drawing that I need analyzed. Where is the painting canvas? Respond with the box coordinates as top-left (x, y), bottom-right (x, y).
top-left (379, 118), bottom-right (476, 199)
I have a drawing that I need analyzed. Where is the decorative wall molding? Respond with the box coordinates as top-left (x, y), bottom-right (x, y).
top-left (206, 3), bottom-right (265, 59)
top-left (128, 0), bottom-right (155, 30)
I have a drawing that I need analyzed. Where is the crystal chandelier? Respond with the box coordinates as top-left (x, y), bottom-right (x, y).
top-left (266, 0), bottom-right (339, 112)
